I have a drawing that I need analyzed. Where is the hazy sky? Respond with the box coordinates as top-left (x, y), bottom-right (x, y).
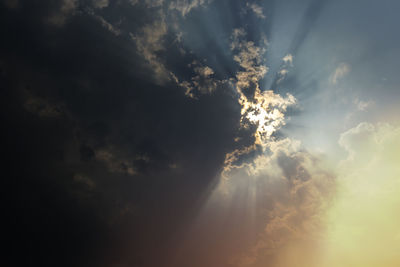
top-left (2, 1), bottom-right (400, 267)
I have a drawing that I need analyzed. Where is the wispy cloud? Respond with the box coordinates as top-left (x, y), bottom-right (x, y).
top-left (91, 13), bottom-right (122, 35)
top-left (178, 61), bottom-right (221, 98)
top-left (130, 16), bottom-right (171, 84)
top-left (92, 0), bottom-right (109, 9)
top-left (330, 63), bottom-right (350, 84)
top-left (169, 0), bottom-right (212, 17)
top-left (96, 148), bottom-right (138, 176)
top-left (217, 138), bottom-right (336, 267)
top-left (23, 89), bottom-right (65, 118)
top-left (47, 0), bottom-right (78, 26)
top-left (282, 53), bottom-right (293, 65)
top-left (353, 97), bottom-right (374, 111)
top-left (246, 2), bottom-right (266, 19)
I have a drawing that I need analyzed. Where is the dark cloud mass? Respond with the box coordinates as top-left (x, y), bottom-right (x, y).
top-left (2, 0), bottom-right (399, 267)
top-left (2, 1), bottom-right (242, 266)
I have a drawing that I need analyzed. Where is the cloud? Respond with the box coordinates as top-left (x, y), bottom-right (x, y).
top-left (177, 61), bottom-right (222, 98)
top-left (329, 62), bottom-right (350, 84)
top-left (222, 29), bottom-right (296, 177)
top-left (339, 122), bottom-right (400, 167)
top-left (282, 54), bottom-right (293, 65)
top-left (338, 122), bottom-right (377, 163)
top-left (268, 54), bottom-right (295, 89)
top-left (353, 97), bottom-right (374, 111)
top-left (73, 173), bottom-right (96, 189)
top-left (124, 0), bottom-right (165, 8)
top-left (129, 0), bottom-right (213, 13)
top-left (94, 15), bottom-right (121, 35)
top-left (3, 2), bottom-right (378, 267)
top-left (126, 0), bottom-right (216, 91)
top-left (131, 16), bottom-right (171, 84)
top-left (320, 122), bottom-right (400, 267)
top-left (92, 0), bottom-right (109, 9)
top-left (209, 138), bottom-right (336, 267)
top-left (208, 28), bottom-right (334, 267)
top-left (47, 0), bottom-right (78, 26)
top-left (194, 65), bottom-right (214, 77)
top-left (169, 0), bottom-right (212, 17)
top-left (246, 3), bottom-right (266, 19)
top-left (128, 0), bottom-right (139, 5)
top-left (95, 148), bottom-right (138, 176)
top-left (23, 89), bottom-right (65, 118)
top-left (145, 0), bottom-right (164, 8)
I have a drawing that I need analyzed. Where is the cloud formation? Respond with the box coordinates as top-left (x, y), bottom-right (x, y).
top-left (131, 16), bottom-right (170, 83)
top-left (330, 62), bottom-right (350, 84)
top-left (47, 0), bottom-right (78, 26)
top-left (246, 2), bottom-right (266, 19)
top-left (320, 122), bottom-right (400, 267)
top-left (3, 1), bottom-right (398, 267)
top-left (92, 0), bottom-right (109, 9)
top-left (169, 0), bottom-right (212, 16)
top-left (222, 28), bottom-right (296, 177)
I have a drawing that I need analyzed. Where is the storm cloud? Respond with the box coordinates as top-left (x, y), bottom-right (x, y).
top-left (2, 0), bottom-right (400, 267)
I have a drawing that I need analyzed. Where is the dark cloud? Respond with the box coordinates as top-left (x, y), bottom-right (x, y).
top-left (1, 1), bottom-right (242, 266)
top-left (0, 1), bottom-right (309, 266)
top-left (5, 0), bottom-right (397, 266)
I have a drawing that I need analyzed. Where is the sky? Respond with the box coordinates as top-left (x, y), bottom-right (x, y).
top-left (2, 0), bottom-right (400, 267)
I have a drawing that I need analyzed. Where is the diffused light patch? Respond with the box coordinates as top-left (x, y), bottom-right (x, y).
top-left (243, 91), bottom-right (296, 147)
top-left (320, 122), bottom-right (400, 267)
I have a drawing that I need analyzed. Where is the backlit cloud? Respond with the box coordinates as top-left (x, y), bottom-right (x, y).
top-left (169, 0), bottom-right (212, 16)
top-left (3, 1), bottom-right (399, 267)
top-left (131, 16), bottom-right (170, 83)
top-left (222, 28), bottom-right (296, 177)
